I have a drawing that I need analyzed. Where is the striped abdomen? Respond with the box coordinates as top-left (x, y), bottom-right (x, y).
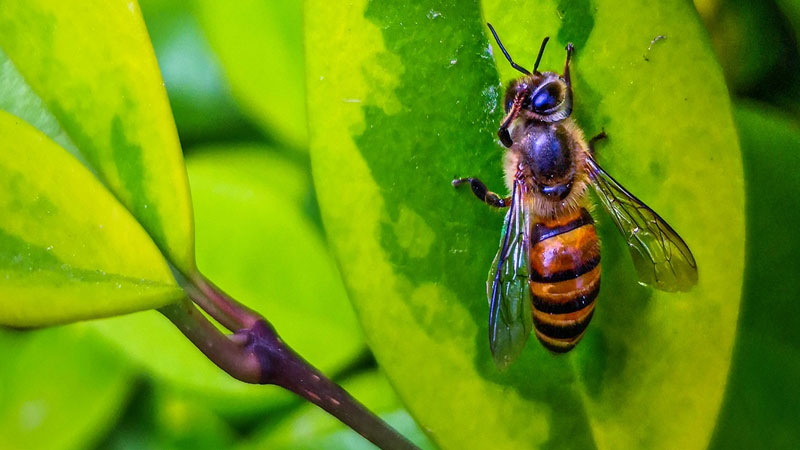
top-left (529, 208), bottom-right (600, 353)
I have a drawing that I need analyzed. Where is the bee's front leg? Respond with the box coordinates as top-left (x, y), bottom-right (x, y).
top-left (452, 177), bottom-right (510, 208)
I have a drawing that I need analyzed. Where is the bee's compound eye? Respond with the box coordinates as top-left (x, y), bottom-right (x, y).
top-left (532, 87), bottom-right (559, 112)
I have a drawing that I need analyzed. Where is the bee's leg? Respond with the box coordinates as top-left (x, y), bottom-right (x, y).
top-left (588, 130), bottom-right (607, 155)
top-left (497, 127), bottom-right (513, 148)
top-left (452, 177), bottom-right (510, 208)
top-left (497, 91), bottom-right (525, 148)
top-left (563, 43), bottom-right (574, 86)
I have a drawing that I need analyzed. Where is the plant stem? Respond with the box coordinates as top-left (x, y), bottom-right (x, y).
top-left (180, 272), bottom-right (259, 331)
top-left (245, 319), bottom-right (420, 450)
top-left (161, 276), bottom-right (420, 450)
top-left (159, 299), bottom-right (262, 383)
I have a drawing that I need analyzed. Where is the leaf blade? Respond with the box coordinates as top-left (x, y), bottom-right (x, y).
top-left (90, 146), bottom-right (364, 419)
top-left (0, 326), bottom-right (134, 450)
top-left (0, 0), bottom-right (195, 274)
top-left (0, 111), bottom-right (182, 326)
top-left (306, 1), bottom-right (744, 449)
top-left (194, 0), bottom-right (308, 149)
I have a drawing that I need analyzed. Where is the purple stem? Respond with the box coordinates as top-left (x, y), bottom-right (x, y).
top-left (160, 276), bottom-right (420, 450)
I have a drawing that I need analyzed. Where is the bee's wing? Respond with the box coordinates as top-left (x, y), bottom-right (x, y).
top-left (585, 154), bottom-right (698, 292)
top-left (487, 178), bottom-right (533, 370)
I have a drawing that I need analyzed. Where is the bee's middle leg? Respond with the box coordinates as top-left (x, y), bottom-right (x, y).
top-left (588, 130), bottom-right (607, 155)
top-left (452, 177), bottom-right (510, 208)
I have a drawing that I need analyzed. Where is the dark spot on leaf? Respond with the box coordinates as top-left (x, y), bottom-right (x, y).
top-left (110, 116), bottom-right (166, 252)
top-left (50, 103), bottom-right (168, 255)
top-left (557, 0), bottom-right (594, 51)
top-left (0, 228), bottom-right (61, 271)
top-left (571, 77), bottom-right (606, 136)
top-left (649, 160), bottom-right (663, 177)
top-left (48, 102), bottom-right (104, 174)
top-left (358, 0), bottom-right (500, 331)
top-left (0, 227), bottom-right (167, 286)
top-left (555, 0), bottom-right (607, 134)
top-left (572, 328), bottom-right (609, 398)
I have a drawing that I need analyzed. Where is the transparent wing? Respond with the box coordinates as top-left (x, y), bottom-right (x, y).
top-left (487, 178), bottom-right (532, 370)
top-left (586, 155), bottom-right (698, 292)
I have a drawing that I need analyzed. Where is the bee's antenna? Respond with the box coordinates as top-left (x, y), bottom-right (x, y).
top-left (487, 23), bottom-right (531, 76)
top-left (533, 36), bottom-right (550, 74)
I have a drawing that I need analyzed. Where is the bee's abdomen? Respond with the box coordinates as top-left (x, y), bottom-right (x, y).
top-left (529, 208), bottom-right (600, 353)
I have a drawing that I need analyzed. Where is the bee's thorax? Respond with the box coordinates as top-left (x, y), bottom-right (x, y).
top-left (504, 118), bottom-right (590, 220)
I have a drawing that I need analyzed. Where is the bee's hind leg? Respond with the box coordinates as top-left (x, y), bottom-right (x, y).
top-left (588, 130), bottom-right (607, 155)
top-left (452, 177), bottom-right (510, 208)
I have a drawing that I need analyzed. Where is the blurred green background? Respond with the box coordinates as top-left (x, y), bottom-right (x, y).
top-left (0, 0), bottom-right (798, 449)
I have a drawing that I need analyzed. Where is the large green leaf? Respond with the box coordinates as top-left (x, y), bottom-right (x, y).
top-left (98, 383), bottom-right (236, 450)
top-left (708, 103), bottom-right (800, 450)
top-left (90, 146), bottom-right (364, 419)
top-left (0, 0), bottom-right (195, 274)
top-left (0, 111), bottom-right (183, 326)
top-left (0, 326), bottom-right (133, 450)
top-left (193, 0), bottom-right (307, 149)
top-left (776, 0), bottom-right (800, 44)
top-left (138, 0), bottom-right (256, 146)
top-left (306, 1), bottom-right (743, 450)
top-left (695, 0), bottom-right (785, 92)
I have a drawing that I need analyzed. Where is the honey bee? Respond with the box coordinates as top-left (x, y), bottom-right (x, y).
top-left (454, 24), bottom-right (698, 369)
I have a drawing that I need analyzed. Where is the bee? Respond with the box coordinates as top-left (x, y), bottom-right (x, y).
top-left (454, 24), bottom-right (698, 369)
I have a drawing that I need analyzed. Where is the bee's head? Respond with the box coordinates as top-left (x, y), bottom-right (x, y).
top-left (504, 74), bottom-right (572, 123)
top-left (488, 24), bottom-right (574, 124)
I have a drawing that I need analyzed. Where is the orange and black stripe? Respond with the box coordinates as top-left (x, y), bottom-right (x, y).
top-left (529, 208), bottom-right (600, 353)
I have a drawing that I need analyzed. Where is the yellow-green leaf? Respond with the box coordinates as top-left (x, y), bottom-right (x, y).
top-left (306, 1), bottom-right (744, 449)
top-left (0, 111), bottom-right (182, 326)
top-left (0, 0), bottom-right (195, 274)
top-left (194, 0), bottom-right (307, 149)
top-left (90, 146), bottom-right (364, 419)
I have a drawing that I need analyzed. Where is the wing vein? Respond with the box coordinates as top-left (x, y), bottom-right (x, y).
top-left (586, 154), bottom-right (697, 291)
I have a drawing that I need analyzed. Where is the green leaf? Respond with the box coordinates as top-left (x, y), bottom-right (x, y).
top-left (0, 111), bottom-right (183, 326)
top-left (243, 370), bottom-right (435, 450)
top-left (0, 0), bottom-right (195, 275)
top-left (138, 0), bottom-right (257, 145)
top-left (190, 147), bottom-right (363, 375)
top-left (151, 390), bottom-right (236, 450)
top-left (98, 383), bottom-right (236, 450)
top-left (695, 0), bottom-right (785, 92)
top-left (0, 326), bottom-right (134, 450)
top-left (306, 2), bottom-right (743, 450)
top-left (776, 0), bottom-right (800, 44)
top-left (90, 146), bottom-right (364, 419)
top-left (708, 103), bottom-right (800, 450)
top-left (193, 0), bottom-right (307, 149)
